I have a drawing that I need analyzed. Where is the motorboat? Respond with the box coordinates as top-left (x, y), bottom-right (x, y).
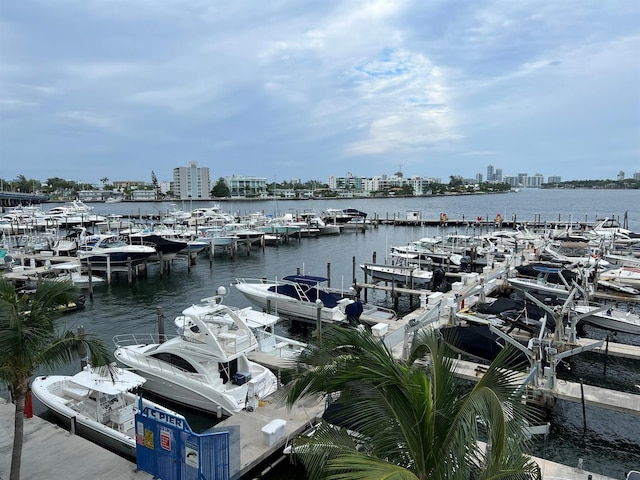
top-left (542, 240), bottom-right (609, 267)
top-left (173, 291), bottom-right (307, 368)
top-left (322, 208), bottom-right (367, 224)
top-left (113, 298), bottom-right (278, 417)
top-left (48, 262), bottom-right (106, 288)
top-left (128, 230), bottom-right (189, 261)
top-left (507, 265), bottom-right (577, 299)
top-left (596, 279), bottom-right (639, 296)
top-left (44, 200), bottom-right (106, 226)
top-left (572, 304), bottom-right (640, 335)
top-left (31, 365), bottom-right (184, 460)
top-left (360, 262), bottom-right (433, 287)
top-left (235, 274), bottom-right (396, 326)
top-left (598, 266), bottom-right (640, 288)
top-left (76, 233), bottom-right (157, 267)
top-left (222, 223), bottom-right (265, 245)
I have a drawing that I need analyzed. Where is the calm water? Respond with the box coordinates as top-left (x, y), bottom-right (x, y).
top-left (23, 189), bottom-right (640, 478)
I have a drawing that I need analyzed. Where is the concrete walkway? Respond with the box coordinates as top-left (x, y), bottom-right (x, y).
top-left (0, 400), bottom-right (151, 480)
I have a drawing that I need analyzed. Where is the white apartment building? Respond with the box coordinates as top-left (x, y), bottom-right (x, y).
top-left (224, 175), bottom-right (268, 197)
top-left (172, 161), bottom-right (211, 200)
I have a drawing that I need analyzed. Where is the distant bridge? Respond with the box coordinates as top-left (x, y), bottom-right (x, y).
top-left (0, 191), bottom-right (49, 208)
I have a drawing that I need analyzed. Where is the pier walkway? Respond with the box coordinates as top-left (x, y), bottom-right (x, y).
top-left (0, 400), bottom-right (150, 480)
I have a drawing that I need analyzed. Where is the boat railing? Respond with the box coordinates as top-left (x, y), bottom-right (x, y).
top-left (113, 333), bottom-right (172, 347)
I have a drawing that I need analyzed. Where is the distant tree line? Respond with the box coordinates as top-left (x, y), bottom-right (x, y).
top-left (542, 179), bottom-right (640, 189)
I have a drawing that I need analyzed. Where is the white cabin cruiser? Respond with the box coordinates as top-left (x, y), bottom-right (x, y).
top-left (113, 300), bottom-right (278, 417)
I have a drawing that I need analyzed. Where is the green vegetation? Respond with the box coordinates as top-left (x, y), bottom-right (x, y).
top-left (542, 179), bottom-right (640, 189)
top-left (0, 278), bottom-right (112, 480)
top-left (282, 326), bottom-right (541, 480)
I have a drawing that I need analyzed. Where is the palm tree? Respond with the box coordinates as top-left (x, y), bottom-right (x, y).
top-left (282, 326), bottom-right (542, 480)
top-left (0, 277), bottom-right (112, 480)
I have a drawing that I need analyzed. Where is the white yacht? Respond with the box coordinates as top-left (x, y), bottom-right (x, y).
top-left (113, 297), bottom-right (278, 417)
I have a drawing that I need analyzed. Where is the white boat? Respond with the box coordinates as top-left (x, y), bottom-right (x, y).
top-left (360, 263), bottom-right (433, 287)
top-left (542, 240), bottom-right (609, 267)
top-left (173, 292), bottom-right (307, 367)
top-left (77, 233), bottom-right (157, 267)
top-left (104, 197), bottom-right (122, 204)
top-left (31, 365), bottom-right (184, 459)
top-left (222, 223), bottom-right (265, 245)
top-left (507, 265), bottom-right (576, 299)
top-left (599, 266), bottom-right (640, 288)
top-left (113, 299), bottom-right (278, 417)
top-left (596, 279), bottom-right (640, 296)
top-left (44, 200), bottom-right (106, 226)
top-left (49, 262), bottom-right (106, 288)
top-left (573, 304), bottom-right (640, 335)
top-left (235, 274), bottom-right (396, 326)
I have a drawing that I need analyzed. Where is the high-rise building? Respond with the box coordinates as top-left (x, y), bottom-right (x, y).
top-left (487, 165), bottom-right (494, 182)
top-left (172, 161), bottom-right (211, 200)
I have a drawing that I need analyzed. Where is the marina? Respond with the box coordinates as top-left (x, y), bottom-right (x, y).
top-left (2, 189), bottom-right (640, 479)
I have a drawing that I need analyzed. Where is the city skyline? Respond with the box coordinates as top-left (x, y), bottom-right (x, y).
top-left (1, 2), bottom-right (638, 184)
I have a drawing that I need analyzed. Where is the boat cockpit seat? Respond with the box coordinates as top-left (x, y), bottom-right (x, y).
top-left (63, 384), bottom-right (90, 401)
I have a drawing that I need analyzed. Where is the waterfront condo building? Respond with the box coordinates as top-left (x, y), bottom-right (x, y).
top-left (172, 161), bottom-right (211, 200)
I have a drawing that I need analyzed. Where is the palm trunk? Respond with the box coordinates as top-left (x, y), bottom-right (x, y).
top-left (10, 378), bottom-right (28, 480)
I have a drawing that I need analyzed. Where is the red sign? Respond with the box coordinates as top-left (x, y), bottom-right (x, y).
top-left (160, 430), bottom-right (171, 451)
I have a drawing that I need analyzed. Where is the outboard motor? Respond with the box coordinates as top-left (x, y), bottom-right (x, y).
top-left (344, 299), bottom-right (364, 328)
top-left (459, 256), bottom-right (472, 272)
top-left (432, 268), bottom-right (446, 291)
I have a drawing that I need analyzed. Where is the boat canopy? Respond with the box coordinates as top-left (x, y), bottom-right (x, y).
top-left (282, 275), bottom-right (328, 285)
top-left (70, 367), bottom-right (146, 395)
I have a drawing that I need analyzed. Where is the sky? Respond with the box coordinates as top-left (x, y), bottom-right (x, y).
top-left (1, 1), bottom-right (639, 186)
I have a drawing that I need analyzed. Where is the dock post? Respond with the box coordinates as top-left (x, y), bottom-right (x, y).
top-left (159, 251), bottom-right (164, 278)
top-left (603, 335), bottom-right (609, 377)
top-left (87, 262), bottom-right (93, 299)
top-left (127, 257), bottom-right (133, 285)
top-left (352, 256), bottom-right (356, 287)
top-left (156, 306), bottom-right (165, 342)
top-left (266, 299), bottom-right (271, 315)
top-left (363, 265), bottom-right (369, 303)
top-left (372, 251), bottom-right (376, 263)
top-left (580, 378), bottom-right (587, 433)
top-left (316, 300), bottom-right (323, 346)
top-left (77, 326), bottom-right (87, 370)
top-left (326, 263), bottom-right (331, 288)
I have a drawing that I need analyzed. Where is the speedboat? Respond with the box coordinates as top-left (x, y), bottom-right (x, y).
top-left (360, 262), bottom-right (433, 287)
top-left (76, 233), bottom-right (157, 267)
top-left (235, 274), bottom-right (396, 326)
top-left (572, 304), bottom-right (640, 335)
top-left (507, 265), bottom-right (576, 299)
top-left (31, 365), bottom-right (183, 460)
top-left (599, 266), bottom-right (640, 288)
top-left (128, 231), bottom-right (189, 260)
top-left (113, 299), bottom-right (278, 417)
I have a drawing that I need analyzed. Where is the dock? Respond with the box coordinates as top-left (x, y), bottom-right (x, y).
top-left (0, 388), bottom-right (616, 480)
top-left (0, 400), bottom-right (151, 480)
top-left (214, 393), bottom-right (325, 478)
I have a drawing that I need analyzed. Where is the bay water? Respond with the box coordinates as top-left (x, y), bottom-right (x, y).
top-left (21, 189), bottom-right (640, 477)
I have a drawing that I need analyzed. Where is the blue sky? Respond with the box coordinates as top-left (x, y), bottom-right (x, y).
top-left (1, 1), bottom-right (638, 185)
